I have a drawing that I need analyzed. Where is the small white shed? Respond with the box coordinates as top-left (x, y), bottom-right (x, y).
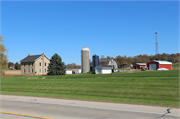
top-left (75, 69), bottom-right (81, 74)
top-left (65, 66), bottom-right (72, 74)
top-left (95, 66), bottom-right (112, 74)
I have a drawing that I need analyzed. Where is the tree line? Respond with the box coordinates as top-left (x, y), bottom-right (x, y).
top-left (66, 63), bottom-right (81, 69)
top-left (8, 62), bottom-right (21, 70)
top-left (105, 53), bottom-right (179, 66)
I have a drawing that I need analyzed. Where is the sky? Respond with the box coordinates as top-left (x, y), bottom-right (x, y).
top-left (0, 0), bottom-right (179, 65)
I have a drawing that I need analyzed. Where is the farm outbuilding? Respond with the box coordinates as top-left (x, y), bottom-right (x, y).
top-left (95, 66), bottom-right (112, 74)
top-left (118, 63), bottom-right (128, 69)
top-left (133, 63), bottom-right (146, 69)
top-left (146, 60), bottom-right (172, 70)
top-left (65, 66), bottom-right (72, 74)
top-left (75, 69), bottom-right (81, 74)
top-left (99, 59), bottom-right (118, 71)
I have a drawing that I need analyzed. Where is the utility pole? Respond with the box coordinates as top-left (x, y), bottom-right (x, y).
top-left (155, 32), bottom-right (158, 55)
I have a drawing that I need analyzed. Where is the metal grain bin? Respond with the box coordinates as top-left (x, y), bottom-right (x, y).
top-left (92, 54), bottom-right (99, 71)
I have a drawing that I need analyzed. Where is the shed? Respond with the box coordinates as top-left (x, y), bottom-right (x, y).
top-left (118, 63), bottom-right (128, 69)
top-left (65, 66), bottom-right (72, 74)
top-left (133, 63), bottom-right (146, 69)
top-left (146, 60), bottom-right (172, 70)
top-left (75, 69), bottom-right (81, 74)
top-left (95, 66), bottom-right (112, 74)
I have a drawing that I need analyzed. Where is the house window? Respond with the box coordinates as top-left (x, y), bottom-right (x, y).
top-left (24, 69), bottom-right (25, 73)
top-left (32, 69), bottom-right (33, 73)
top-left (28, 63), bottom-right (30, 66)
top-left (45, 63), bottom-right (46, 66)
top-left (28, 69), bottom-right (30, 74)
top-left (45, 69), bottom-right (46, 73)
top-left (39, 62), bottom-right (41, 66)
top-left (24, 63), bottom-right (25, 67)
top-left (39, 68), bottom-right (41, 73)
top-left (32, 63), bottom-right (33, 66)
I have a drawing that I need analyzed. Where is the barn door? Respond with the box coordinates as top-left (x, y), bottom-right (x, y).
top-left (149, 64), bottom-right (156, 70)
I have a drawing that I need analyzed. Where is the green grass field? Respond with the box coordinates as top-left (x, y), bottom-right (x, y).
top-left (1, 70), bottom-right (179, 107)
top-left (172, 63), bottom-right (179, 67)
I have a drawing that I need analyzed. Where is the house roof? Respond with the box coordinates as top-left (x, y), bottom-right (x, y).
top-left (152, 60), bottom-right (172, 65)
top-left (65, 66), bottom-right (72, 70)
top-left (20, 54), bottom-right (49, 62)
top-left (20, 55), bottom-right (42, 62)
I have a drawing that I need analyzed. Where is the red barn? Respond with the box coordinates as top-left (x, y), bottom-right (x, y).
top-left (147, 60), bottom-right (172, 70)
top-left (133, 63), bottom-right (146, 69)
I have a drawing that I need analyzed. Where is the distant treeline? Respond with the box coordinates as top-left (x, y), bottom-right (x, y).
top-left (67, 63), bottom-right (81, 69)
top-left (105, 53), bottom-right (179, 66)
top-left (8, 62), bottom-right (21, 70)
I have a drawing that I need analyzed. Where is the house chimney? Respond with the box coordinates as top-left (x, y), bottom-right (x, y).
top-left (28, 54), bottom-right (30, 56)
top-left (43, 53), bottom-right (44, 55)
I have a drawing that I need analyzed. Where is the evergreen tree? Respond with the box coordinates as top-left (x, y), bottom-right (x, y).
top-left (47, 53), bottom-right (66, 75)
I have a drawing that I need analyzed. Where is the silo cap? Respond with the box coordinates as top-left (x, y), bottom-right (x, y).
top-left (81, 46), bottom-right (90, 51)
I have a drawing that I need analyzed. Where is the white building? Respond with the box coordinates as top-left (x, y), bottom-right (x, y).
top-left (99, 59), bottom-right (118, 71)
top-left (75, 69), bottom-right (81, 74)
top-left (95, 66), bottom-right (112, 74)
top-left (65, 66), bottom-right (72, 74)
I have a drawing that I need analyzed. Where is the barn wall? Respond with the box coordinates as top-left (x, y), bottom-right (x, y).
top-left (147, 62), bottom-right (159, 70)
top-left (159, 64), bottom-right (172, 70)
top-left (102, 69), bottom-right (112, 74)
top-left (137, 66), bottom-right (140, 69)
top-left (133, 64), bottom-right (146, 69)
top-left (133, 64), bottom-right (140, 69)
top-left (133, 64), bottom-right (137, 69)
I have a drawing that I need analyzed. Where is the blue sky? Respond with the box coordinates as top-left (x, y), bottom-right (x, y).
top-left (1, 1), bottom-right (179, 65)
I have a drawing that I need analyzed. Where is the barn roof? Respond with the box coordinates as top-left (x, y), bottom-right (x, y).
top-left (98, 59), bottom-right (118, 70)
top-left (99, 60), bottom-right (110, 67)
top-left (152, 60), bottom-right (172, 64)
top-left (135, 63), bottom-right (146, 65)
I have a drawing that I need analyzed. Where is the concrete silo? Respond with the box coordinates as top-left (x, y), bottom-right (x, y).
top-left (81, 47), bottom-right (90, 73)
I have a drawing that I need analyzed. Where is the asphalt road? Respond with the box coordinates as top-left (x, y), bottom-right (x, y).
top-left (0, 95), bottom-right (180, 119)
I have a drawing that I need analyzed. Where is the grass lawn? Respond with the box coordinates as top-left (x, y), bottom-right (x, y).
top-left (1, 70), bottom-right (179, 107)
top-left (172, 63), bottom-right (179, 67)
